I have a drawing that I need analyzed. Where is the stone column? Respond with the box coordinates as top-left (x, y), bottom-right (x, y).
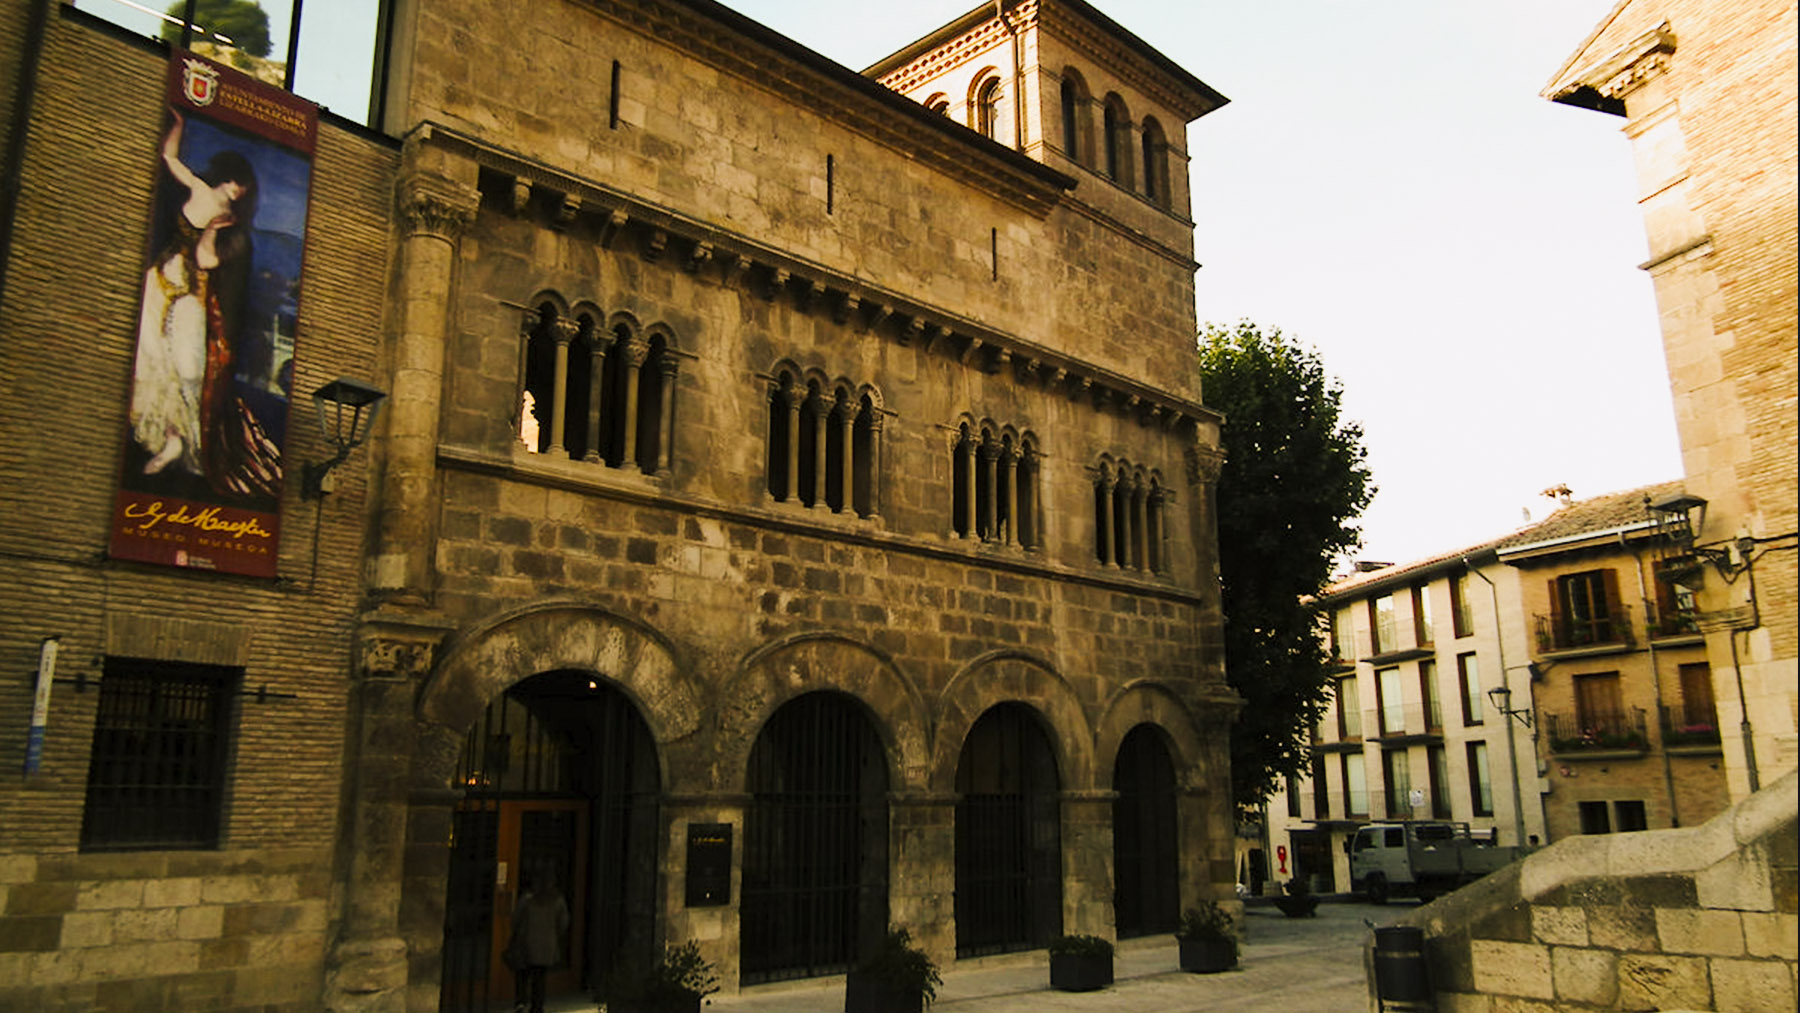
top-left (866, 415), bottom-right (884, 521)
top-left (1147, 490), bottom-right (1163, 573)
top-left (659, 794), bottom-right (749, 990)
top-left (835, 395), bottom-right (854, 514)
top-left (619, 335), bottom-right (647, 471)
top-left (810, 391), bottom-right (829, 510)
top-left (782, 381), bottom-right (803, 503)
top-left (1187, 436), bottom-right (1229, 685)
top-left (1061, 790), bottom-right (1118, 937)
top-left (1132, 480), bottom-right (1148, 571)
top-left (889, 792), bottom-right (958, 970)
top-left (980, 441), bottom-right (999, 541)
top-left (1097, 471), bottom-right (1115, 567)
top-left (370, 156), bottom-right (479, 601)
top-left (546, 316), bottom-right (577, 456)
top-left (325, 631), bottom-right (441, 1013)
top-left (656, 356), bottom-right (679, 474)
top-left (585, 330), bottom-right (613, 464)
top-left (1002, 444), bottom-right (1019, 547)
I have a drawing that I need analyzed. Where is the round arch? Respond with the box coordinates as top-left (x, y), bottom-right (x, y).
top-left (932, 649), bottom-right (1093, 792)
top-left (1095, 680), bottom-right (1206, 788)
top-left (417, 600), bottom-right (697, 780)
top-left (716, 631), bottom-right (930, 793)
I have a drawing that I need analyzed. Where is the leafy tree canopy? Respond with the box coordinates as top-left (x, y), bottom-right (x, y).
top-left (1198, 321), bottom-right (1375, 814)
top-left (162, 0), bottom-right (273, 58)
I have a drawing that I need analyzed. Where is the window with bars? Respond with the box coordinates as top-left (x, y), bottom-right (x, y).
top-left (81, 658), bottom-right (238, 851)
top-left (953, 423), bottom-right (1040, 549)
top-left (767, 367), bottom-right (882, 519)
top-left (1092, 458), bottom-right (1168, 572)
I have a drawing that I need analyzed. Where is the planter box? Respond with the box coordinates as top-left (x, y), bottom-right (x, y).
top-left (1178, 937), bottom-right (1236, 974)
top-left (1049, 952), bottom-right (1113, 991)
top-left (844, 971), bottom-right (924, 1013)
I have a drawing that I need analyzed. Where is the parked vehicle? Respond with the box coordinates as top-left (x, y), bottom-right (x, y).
top-left (1347, 821), bottom-right (1526, 904)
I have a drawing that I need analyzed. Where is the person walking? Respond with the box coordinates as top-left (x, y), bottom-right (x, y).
top-left (508, 872), bottom-right (569, 1013)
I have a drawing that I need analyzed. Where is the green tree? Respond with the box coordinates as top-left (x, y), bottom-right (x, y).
top-left (1198, 321), bottom-right (1375, 813)
top-left (161, 0), bottom-right (272, 58)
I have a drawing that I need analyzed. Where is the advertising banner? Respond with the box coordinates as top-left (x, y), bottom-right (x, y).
top-left (109, 51), bottom-right (317, 577)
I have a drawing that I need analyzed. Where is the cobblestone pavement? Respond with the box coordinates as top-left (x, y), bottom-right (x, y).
top-left (688, 899), bottom-right (1407, 1013)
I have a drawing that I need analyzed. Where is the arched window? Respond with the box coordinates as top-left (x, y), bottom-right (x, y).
top-left (1141, 116), bottom-right (1170, 207)
top-left (955, 703), bottom-right (1062, 956)
top-left (925, 93), bottom-right (950, 116)
top-left (515, 304), bottom-right (676, 475)
top-left (949, 422), bottom-right (1040, 550)
top-left (1094, 459), bottom-right (1167, 572)
top-left (1102, 94), bottom-right (1132, 186)
top-left (972, 76), bottom-right (1002, 141)
top-left (767, 368), bottom-right (881, 519)
top-left (1058, 69), bottom-right (1092, 167)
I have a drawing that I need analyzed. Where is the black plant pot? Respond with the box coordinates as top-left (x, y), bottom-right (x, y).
top-left (1273, 894), bottom-right (1320, 918)
top-left (844, 970), bottom-right (924, 1013)
top-left (1178, 937), bottom-right (1236, 973)
top-left (1049, 952), bottom-right (1114, 991)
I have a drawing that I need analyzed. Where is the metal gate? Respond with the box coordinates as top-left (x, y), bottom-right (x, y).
top-left (1112, 724), bottom-right (1179, 937)
top-left (954, 703), bottom-right (1062, 957)
top-left (741, 692), bottom-right (889, 984)
top-left (440, 673), bottom-right (659, 1012)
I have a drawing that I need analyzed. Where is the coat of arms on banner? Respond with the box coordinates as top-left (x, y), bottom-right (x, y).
top-left (181, 58), bottom-right (219, 107)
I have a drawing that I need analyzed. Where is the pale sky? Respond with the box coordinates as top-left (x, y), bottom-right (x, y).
top-left (80, 0), bottom-right (1683, 567)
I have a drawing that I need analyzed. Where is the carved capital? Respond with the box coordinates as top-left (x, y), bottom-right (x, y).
top-left (519, 307), bottom-right (542, 336)
top-left (397, 175), bottom-right (479, 241)
top-left (549, 316), bottom-right (580, 346)
top-left (1186, 443), bottom-right (1226, 485)
top-left (621, 335), bottom-right (649, 368)
top-left (359, 636), bottom-right (436, 682)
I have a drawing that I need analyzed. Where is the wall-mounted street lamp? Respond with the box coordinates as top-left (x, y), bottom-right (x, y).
top-left (1486, 685), bottom-right (1533, 729)
top-left (302, 377), bottom-right (387, 500)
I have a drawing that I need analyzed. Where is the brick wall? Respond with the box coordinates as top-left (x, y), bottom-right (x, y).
top-left (0, 7), bottom-right (398, 1010)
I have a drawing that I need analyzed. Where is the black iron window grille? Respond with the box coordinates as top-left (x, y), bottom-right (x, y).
top-left (80, 658), bottom-right (237, 851)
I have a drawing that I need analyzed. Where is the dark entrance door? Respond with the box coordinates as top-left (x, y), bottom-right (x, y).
top-left (954, 703), bottom-right (1061, 957)
top-left (1289, 828), bottom-right (1336, 893)
top-left (741, 692), bottom-right (889, 984)
top-left (1112, 724), bottom-right (1178, 937)
top-left (439, 672), bottom-right (659, 1012)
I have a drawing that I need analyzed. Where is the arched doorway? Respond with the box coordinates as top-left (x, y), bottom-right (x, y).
top-left (741, 691), bottom-right (890, 983)
top-left (1112, 723), bottom-right (1179, 937)
top-left (954, 703), bottom-right (1062, 957)
top-left (440, 671), bottom-right (659, 1012)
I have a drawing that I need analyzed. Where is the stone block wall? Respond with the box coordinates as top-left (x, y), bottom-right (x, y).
top-left (1374, 768), bottom-right (1798, 1011)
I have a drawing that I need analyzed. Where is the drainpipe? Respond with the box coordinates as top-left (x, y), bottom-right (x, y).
top-left (1465, 560), bottom-right (1528, 847)
top-left (1623, 533), bottom-right (1680, 827)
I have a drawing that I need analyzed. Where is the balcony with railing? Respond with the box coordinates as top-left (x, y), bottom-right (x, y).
top-left (1659, 705), bottom-right (1722, 751)
top-left (1644, 603), bottom-right (1703, 642)
top-left (1545, 707), bottom-right (1649, 757)
top-left (1534, 603), bottom-right (1636, 655)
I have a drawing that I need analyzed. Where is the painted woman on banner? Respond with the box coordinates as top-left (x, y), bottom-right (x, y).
top-left (130, 109), bottom-right (282, 499)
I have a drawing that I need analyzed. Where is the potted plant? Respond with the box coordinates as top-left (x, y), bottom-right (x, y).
top-left (845, 927), bottom-right (941, 1013)
top-left (1047, 934), bottom-right (1114, 991)
top-left (1272, 877), bottom-right (1320, 918)
top-left (1174, 902), bottom-right (1237, 973)
top-left (601, 941), bottom-right (720, 1013)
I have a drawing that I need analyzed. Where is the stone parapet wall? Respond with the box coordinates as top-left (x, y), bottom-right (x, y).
top-left (1374, 768), bottom-right (1798, 1011)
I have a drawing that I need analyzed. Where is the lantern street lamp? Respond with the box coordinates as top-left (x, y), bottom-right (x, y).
top-left (302, 377), bottom-right (386, 500)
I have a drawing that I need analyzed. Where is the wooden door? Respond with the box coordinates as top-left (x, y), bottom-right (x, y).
top-left (487, 800), bottom-right (589, 1001)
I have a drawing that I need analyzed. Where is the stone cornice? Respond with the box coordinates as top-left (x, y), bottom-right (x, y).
top-left (1546, 22), bottom-right (1676, 109)
top-left (417, 123), bottom-right (1222, 432)
top-left (1036, 3), bottom-right (1226, 122)
top-left (575, 0), bottom-right (1072, 218)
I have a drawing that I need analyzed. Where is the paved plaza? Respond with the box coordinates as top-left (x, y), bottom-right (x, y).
top-left (688, 900), bottom-right (1397, 1013)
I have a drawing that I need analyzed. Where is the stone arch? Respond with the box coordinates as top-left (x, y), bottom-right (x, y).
top-left (717, 631), bottom-right (931, 793)
top-left (932, 650), bottom-right (1094, 791)
top-left (605, 308), bottom-right (644, 338)
top-left (1102, 92), bottom-right (1135, 185)
top-left (415, 600), bottom-right (697, 791)
top-left (1095, 680), bottom-right (1207, 789)
top-left (969, 69), bottom-right (1004, 140)
top-left (1059, 66), bottom-right (1094, 167)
